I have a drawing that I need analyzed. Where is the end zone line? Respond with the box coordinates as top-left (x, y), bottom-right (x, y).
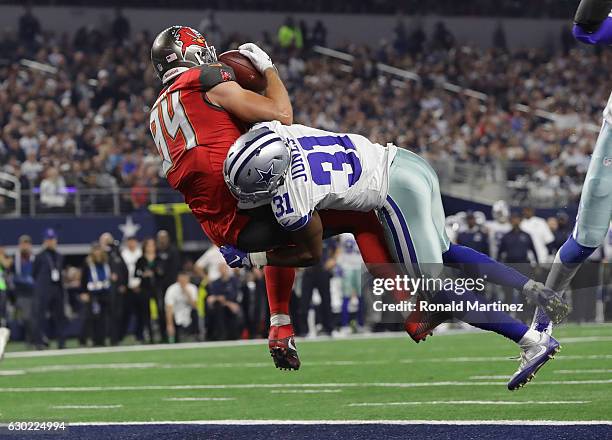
top-left (50, 405), bottom-right (123, 409)
top-left (60, 420), bottom-right (612, 426)
top-left (348, 400), bottom-right (591, 407)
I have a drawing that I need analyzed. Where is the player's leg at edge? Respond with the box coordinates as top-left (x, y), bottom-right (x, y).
top-left (264, 210), bottom-right (399, 371)
top-left (532, 119), bottom-right (612, 334)
top-left (265, 266), bottom-right (301, 370)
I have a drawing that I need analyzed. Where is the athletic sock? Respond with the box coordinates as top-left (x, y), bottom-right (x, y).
top-left (264, 266), bottom-right (295, 316)
top-left (533, 237), bottom-right (596, 333)
top-left (434, 288), bottom-right (529, 343)
top-left (442, 244), bottom-right (529, 290)
top-left (545, 236), bottom-right (596, 295)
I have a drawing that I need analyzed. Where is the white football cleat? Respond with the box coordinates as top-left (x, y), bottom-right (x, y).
top-left (508, 331), bottom-right (560, 390)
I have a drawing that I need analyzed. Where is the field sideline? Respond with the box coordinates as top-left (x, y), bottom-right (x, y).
top-left (0, 324), bottom-right (610, 431)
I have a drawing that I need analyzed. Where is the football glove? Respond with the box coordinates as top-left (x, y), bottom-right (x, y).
top-left (238, 42), bottom-right (274, 74)
top-left (219, 245), bottom-right (252, 269)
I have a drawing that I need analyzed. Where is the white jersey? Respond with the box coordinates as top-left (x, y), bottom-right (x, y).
top-left (485, 220), bottom-right (512, 259)
top-left (243, 122), bottom-right (397, 231)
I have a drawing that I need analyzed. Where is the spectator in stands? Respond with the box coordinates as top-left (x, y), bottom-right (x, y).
top-left (206, 264), bottom-right (242, 341)
top-left (79, 242), bottom-right (112, 347)
top-left (498, 211), bottom-right (539, 313)
top-left (456, 212), bottom-right (490, 255)
top-left (311, 20), bottom-right (327, 47)
top-left (393, 19), bottom-right (409, 55)
top-left (241, 267), bottom-right (268, 339)
top-left (120, 236), bottom-right (144, 342)
top-left (18, 5), bottom-right (41, 47)
top-left (99, 233), bottom-right (128, 345)
top-left (111, 8), bottom-right (130, 42)
top-left (194, 245), bottom-right (226, 287)
top-left (165, 271), bottom-right (199, 343)
top-left (156, 230), bottom-right (180, 342)
top-left (521, 207), bottom-right (554, 264)
top-left (499, 212), bottom-right (539, 265)
top-left (134, 238), bottom-right (160, 343)
top-left (21, 151), bottom-right (42, 183)
top-left (297, 240), bottom-right (337, 337)
top-left (431, 21), bottom-right (455, 50)
top-left (12, 235), bottom-right (35, 345)
top-left (492, 21), bottom-right (507, 50)
top-left (39, 167), bottom-right (68, 213)
top-left (32, 228), bottom-right (65, 350)
top-left (278, 16), bottom-right (303, 50)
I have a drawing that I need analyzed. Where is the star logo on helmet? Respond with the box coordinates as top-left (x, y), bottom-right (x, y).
top-left (255, 164), bottom-right (278, 185)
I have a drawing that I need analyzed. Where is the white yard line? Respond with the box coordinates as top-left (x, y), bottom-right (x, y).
top-left (554, 369), bottom-right (612, 374)
top-left (0, 370), bottom-right (25, 376)
top-left (270, 389), bottom-right (342, 394)
top-left (61, 419), bottom-right (612, 426)
top-left (0, 379), bottom-right (611, 393)
top-left (5, 326), bottom-right (611, 359)
top-left (5, 355), bottom-right (611, 376)
top-left (348, 400), bottom-right (591, 407)
top-left (469, 375), bottom-right (510, 380)
top-left (163, 397), bottom-right (236, 401)
top-left (557, 336), bottom-right (612, 343)
top-left (401, 354), bottom-right (612, 364)
top-left (50, 405), bottom-right (123, 409)
top-left (1, 360), bottom-right (387, 376)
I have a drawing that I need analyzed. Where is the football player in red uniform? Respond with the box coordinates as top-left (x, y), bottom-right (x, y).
top-left (149, 26), bottom-right (395, 370)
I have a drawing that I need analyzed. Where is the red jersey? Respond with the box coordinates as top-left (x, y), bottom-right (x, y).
top-left (149, 63), bottom-right (249, 245)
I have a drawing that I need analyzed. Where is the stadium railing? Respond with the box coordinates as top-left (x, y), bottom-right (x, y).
top-left (11, 187), bottom-right (183, 217)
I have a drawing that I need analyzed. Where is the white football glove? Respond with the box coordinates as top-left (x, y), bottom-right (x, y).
top-left (238, 42), bottom-right (274, 74)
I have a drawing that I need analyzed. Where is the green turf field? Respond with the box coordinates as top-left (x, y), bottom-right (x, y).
top-left (0, 324), bottom-right (611, 423)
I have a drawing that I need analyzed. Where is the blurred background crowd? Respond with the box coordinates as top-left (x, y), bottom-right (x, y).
top-left (0, 203), bottom-right (610, 349)
top-left (0, 3), bottom-right (611, 348)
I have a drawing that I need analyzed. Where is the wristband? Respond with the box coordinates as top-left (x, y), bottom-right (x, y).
top-left (249, 251), bottom-right (268, 267)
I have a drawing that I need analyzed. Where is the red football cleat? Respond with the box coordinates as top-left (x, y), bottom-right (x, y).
top-left (404, 307), bottom-right (450, 343)
top-left (268, 324), bottom-right (300, 370)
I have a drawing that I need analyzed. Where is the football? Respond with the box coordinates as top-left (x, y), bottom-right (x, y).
top-left (219, 50), bottom-right (267, 92)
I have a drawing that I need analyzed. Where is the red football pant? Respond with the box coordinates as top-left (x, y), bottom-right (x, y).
top-left (265, 210), bottom-right (396, 321)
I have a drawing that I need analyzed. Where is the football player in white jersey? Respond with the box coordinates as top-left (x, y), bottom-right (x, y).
top-left (220, 121), bottom-right (568, 390)
top-left (531, 0), bottom-right (612, 334)
top-left (486, 200), bottom-right (513, 260)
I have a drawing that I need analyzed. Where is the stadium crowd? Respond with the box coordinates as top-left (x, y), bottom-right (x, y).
top-left (0, 9), bottom-right (608, 214)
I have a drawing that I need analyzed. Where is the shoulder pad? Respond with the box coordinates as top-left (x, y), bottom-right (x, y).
top-left (198, 62), bottom-right (236, 92)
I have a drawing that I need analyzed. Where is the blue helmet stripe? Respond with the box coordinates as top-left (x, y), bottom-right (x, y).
top-left (227, 129), bottom-right (275, 173)
top-left (231, 136), bottom-right (284, 185)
